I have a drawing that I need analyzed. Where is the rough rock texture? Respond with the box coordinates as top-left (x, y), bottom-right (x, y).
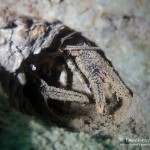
top-left (0, 0), bottom-right (150, 149)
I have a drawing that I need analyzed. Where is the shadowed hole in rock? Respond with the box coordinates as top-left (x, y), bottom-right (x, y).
top-left (10, 22), bottom-right (144, 139)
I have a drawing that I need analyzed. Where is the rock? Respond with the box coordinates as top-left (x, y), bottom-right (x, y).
top-left (0, 0), bottom-right (149, 149)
